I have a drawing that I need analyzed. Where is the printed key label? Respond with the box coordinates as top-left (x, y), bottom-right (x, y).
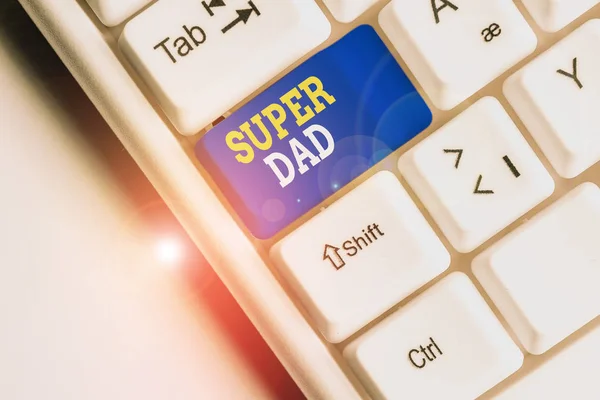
top-left (196, 26), bottom-right (432, 238)
top-left (408, 337), bottom-right (444, 369)
top-left (323, 223), bottom-right (386, 270)
top-left (225, 76), bottom-right (337, 188)
top-left (153, 0), bottom-right (262, 64)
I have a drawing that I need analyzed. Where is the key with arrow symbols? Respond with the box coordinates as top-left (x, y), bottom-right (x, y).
top-left (222, 1), bottom-right (261, 34)
top-left (399, 97), bottom-right (554, 253)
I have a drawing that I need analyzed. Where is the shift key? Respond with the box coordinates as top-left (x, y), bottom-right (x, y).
top-left (270, 171), bottom-right (450, 343)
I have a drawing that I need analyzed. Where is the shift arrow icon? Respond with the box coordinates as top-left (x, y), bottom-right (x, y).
top-left (323, 244), bottom-right (345, 270)
top-left (221, 1), bottom-right (261, 34)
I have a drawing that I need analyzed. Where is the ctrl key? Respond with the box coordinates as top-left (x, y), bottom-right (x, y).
top-left (344, 273), bottom-right (523, 400)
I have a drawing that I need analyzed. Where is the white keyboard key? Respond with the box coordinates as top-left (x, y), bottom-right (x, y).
top-left (521, 0), bottom-right (600, 32)
top-left (379, 0), bottom-right (536, 110)
top-left (344, 273), bottom-right (523, 400)
top-left (399, 97), bottom-right (554, 253)
top-left (505, 20), bottom-right (600, 178)
top-left (321, 0), bottom-right (378, 23)
top-left (271, 171), bottom-right (450, 343)
top-left (86, 0), bottom-right (153, 26)
top-left (496, 324), bottom-right (600, 399)
top-left (473, 183), bottom-right (600, 355)
top-left (120, 0), bottom-right (330, 135)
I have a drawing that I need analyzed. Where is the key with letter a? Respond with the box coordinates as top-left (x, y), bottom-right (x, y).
top-left (379, 0), bottom-right (536, 110)
top-left (505, 20), bottom-right (600, 178)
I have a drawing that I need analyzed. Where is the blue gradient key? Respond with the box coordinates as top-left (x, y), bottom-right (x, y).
top-left (195, 25), bottom-right (432, 239)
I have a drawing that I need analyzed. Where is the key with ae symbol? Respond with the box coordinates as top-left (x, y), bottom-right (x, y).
top-left (379, 0), bottom-right (536, 110)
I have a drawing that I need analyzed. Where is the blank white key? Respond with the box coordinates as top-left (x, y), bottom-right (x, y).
top-left (505, 20), bottom-right (600, 178)
top-left (86, 0), bottom-right (153, 26)
top-left (344, 273), bottom-right (523, 400)
top-left (379, 0), bottom-right (536, 110)
top-left (521, 0), bottom-right (600, 32)
top-left (473, 183), bottom-right (600, 355)
top-left (271, 171), bottom-right (450, 343)
top-left (120, 0), bottom-right (330, 135)
top-left (321, 0), bottom-right (378, 23)
top-left (399, 97), bottom-right (554, 253)
top-left (496, 324), bottom-right (600, 399)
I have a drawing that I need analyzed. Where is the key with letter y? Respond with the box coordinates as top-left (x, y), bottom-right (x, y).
top-left (379, 0), bottom-right (537, 110)
top-left (505, 20), bottom-right (600, 178)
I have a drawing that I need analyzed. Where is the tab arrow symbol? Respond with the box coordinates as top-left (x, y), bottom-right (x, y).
top-left (323, 244), bottom-right (346, 270)
top-left (443, 149), bottom-right (463, 169)
top-left (474, 175), bottom-right (494, 195)
top-left (202, 0), bottom-right (226, 16)
top-left (208, 0), bottom-right (226, 7)
top-left (221, 1), bottom-right (261, 34)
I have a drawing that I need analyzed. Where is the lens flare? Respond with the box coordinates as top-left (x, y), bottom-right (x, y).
top-left (155, 237), bottom-right (184, 266)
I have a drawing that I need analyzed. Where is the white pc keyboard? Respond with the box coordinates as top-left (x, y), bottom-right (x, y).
top-left (44, 0), bottom-right (600, 398)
